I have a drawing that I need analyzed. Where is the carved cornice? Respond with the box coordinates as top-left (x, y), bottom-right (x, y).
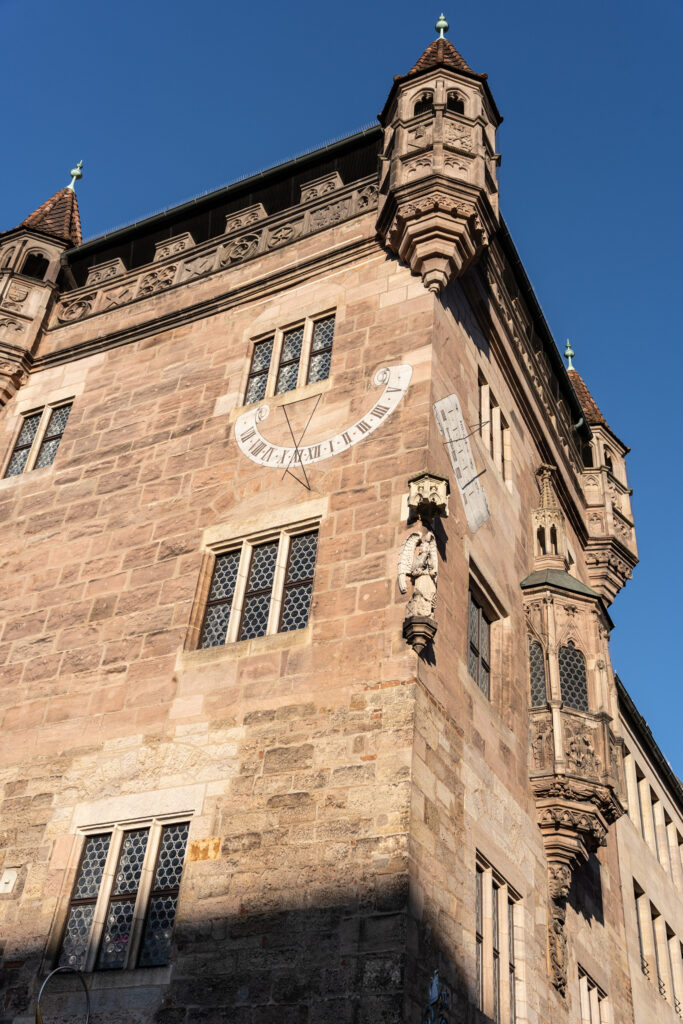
top-left (51, 177), bottom-right (379, 330)
top-left (32, 234), bottom-right (380, 371)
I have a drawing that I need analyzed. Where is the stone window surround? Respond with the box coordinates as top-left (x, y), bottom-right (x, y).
top-left (475, 851), bottom-right (522, 1024)
top-left (478, 369), bottom-right (512, 487)
top-left (633, 880), bottom-right (683, 1014)
top-left (578, 966), bottom-right (611, 1023)
top-left (242, 307), bottom-right (336, 406)
top-left (1, 395), bottom-right (74, 479)
top-left (623, 745), bottom-right (683, 890)
top-left (48, 812), bottom-right (191, 977)
top-left (184, 499), bottom-right (327, 654)
top-left (467, 559), bottom-right (508, 705)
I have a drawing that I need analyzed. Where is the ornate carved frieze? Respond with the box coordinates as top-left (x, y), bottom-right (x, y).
top-left (0, 318), bottom-right (26, 336)
top-left (581, 465), bottom-right (637, 602)
top-left (85, 258), bottom-right (126, 287)
top-left (153, 233), bottom-right (195, 262)
top-left (53, 177), bottom-right (379, 328)
top-left (299, 172), bottom-right (342, 203)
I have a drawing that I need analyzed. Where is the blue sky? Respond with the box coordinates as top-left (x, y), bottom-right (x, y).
top-left (3, 0), bottom-right (681, 771)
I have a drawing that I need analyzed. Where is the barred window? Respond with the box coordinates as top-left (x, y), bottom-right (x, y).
top-left (476, 855), bottom-right (521, 1023)
top-left (199, 528), bottom-right (318, 648)
top-left (244, 313), bottom-right (335, 404)
top-left (59, 820), bottom-right (189, 972)
top-left (468, 591), bottom-right (491, 698)
top-left (528, 639), bottom-right (547, 707)
top-left (3, 401), bottom-right (73, 478)
top-left (559, 641), bottom-right (589, 711)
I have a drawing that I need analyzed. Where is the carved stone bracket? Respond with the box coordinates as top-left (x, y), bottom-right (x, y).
top-left (408, 473), bottom-right (449, 522)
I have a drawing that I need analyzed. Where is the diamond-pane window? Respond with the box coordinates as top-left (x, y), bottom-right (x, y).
top-left (3, 402), bottom-right (72, 478)
top-left (275, 326), bottom-right (304, 394)
top-left (245, 338), bottom-right (274, 404)
top-left (528, 639), bottom-right (547, 707)
top-left (242, 312), bottom-right (336, 403)
top-left (195, 528), bottom-right (319, 648)
top-left (57, 822), bottom-right (189, 972)
top-left (468, 591), bottom-right (491, 698)
top-left (559, 641), bottom-right (589, 711)
top-left (307, 314), bottom-right (335, 384)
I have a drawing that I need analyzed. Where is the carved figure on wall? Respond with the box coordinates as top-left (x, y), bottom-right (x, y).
top-left (547, 862), bottom-right (571, 995)
top-left (398, 530), bottom-right (438, 619)
top-left (564, 722), bottom-right (600, 777)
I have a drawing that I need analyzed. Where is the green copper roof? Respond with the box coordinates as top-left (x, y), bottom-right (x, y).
top-left (520, 568), bottom-right (600, 598)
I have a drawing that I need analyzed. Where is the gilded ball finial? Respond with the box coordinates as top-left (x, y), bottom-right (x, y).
top-left (564, 339), bottom-right (575, 371)
top-left (435, 13), bottom-right (449, 38)
top-left (67, 160), bottom-right (83, 192)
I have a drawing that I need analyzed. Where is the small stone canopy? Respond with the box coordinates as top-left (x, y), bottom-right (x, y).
top-left (15, 186), bottom-right (82, 247)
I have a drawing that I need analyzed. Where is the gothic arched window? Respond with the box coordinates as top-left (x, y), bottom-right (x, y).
top-left (447, 92), bottom-right (465, 114)
top-left (414, 92), bottom-right (434, 116)
top-left (582, 443), bottom-right (594, 468)
top-left (559, 641), bottom-right (589, 711)
top-left (528, 639), bottom-right (547, 707)
top-left (603, 448), bottom-right (614, 473)
top-left (21, 252), bottom-right (49, 280)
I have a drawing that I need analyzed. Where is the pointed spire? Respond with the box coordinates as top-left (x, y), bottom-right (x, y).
top-left (537, 465), bottom-right (559, 509)
top-left (20, 185), bottom-right (82, 247)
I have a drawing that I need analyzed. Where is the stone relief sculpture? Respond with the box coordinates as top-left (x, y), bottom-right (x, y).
top-left (398, 529), bottom-right (438, 654)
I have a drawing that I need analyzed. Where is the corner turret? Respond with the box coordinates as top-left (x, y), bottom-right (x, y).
top-left (376, 15), bottom-right (502, 292)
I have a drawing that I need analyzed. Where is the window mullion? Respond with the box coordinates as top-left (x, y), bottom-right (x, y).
top-left (267, 533), bottom-right (289, 634)
top-left (498, 884), bottom-right (510, 1024)
top-left (24, 406), bottom-right (51, 473)
top-left (298, 319), bottom-right (314, 388)
top-left (127, 823), bottom-right (161, 968)
top-left (266, 330), bottom-right (283, 397)
top-left (482, 867), bottom-right (494, 1016)
top-left (85, 828), bottom-right (123, 973)
top-left (228, 543), bottom-right (252, 642)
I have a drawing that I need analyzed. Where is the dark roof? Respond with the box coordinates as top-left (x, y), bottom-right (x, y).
top-left (20, 187), bottom-right (82, 246)
top-left (616, 675), bottom-right (683, 814)
top-left (520, 568), bottom-right (601, 598)
top-left (408, 37), bottom-right (479, 77)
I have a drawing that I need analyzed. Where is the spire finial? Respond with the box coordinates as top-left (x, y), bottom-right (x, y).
top-left (435, 13), bottom-right (449, 38)
top-left (564, 338), bottom-right (575, 371)
top-left (67, 160), bottom-right (83, 192)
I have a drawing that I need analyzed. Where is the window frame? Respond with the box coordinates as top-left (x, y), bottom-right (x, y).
top-left (478, 371), bottom-right (511, 484)
top-left (57, 815), bottom-right (190, 974)
top-left (578, 966), bottom-right (611, 1023)
top-left (3, 398), bottom-right (73, 478)
top-left (476, 853), bottom-right (521, 1023)
top-left (242, 312), bottom-right (336, 405)
top-left (196, 522), bottom-right (319, 649)
top-left (468, 590), bottom-right (492, 698)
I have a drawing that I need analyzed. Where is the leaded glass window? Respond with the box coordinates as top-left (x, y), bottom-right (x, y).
top-left (307, 314), bottom-right (335, 384)
top-left (559, 641), bottom-right (589, 711)
top-left (3, 401), bottom-right (73, 478)
top-left (528, 639), bottom-right (547, 707)
top-left (275, 325), bottom-right (304, 394)
top-left (57, 822), bottom-right (189, 972)
top-left (198, 528), bottom-right (319, 648)
top-left (468, 591), bottom-right (491, 698)
top-left (245, 338), bottom-right (274, 404)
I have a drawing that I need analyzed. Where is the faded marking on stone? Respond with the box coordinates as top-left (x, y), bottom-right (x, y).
top-left (433, 394), bottom-right (490, 533)
top-left (188, 837), bottom-right (221, 861)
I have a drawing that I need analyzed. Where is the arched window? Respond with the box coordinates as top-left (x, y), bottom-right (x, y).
top-left (2, 247), bottom-right (15, 269)
top-left (549, 525), bottom-right (558, 556)
top-left (536, 526), bottom-right (546, 556)
top-left (603, 448), bottom-right (613, 474)
top-left (414, 92), bottom-right (434, 116)
top-left (582, 443), bottom-right (594, 468)
top-left (447, 92), bottom-right (465, 114)
top-left (559, 641), bottom-right (589, 711)
top-left (528, 639), bottom-right (547, 707)
top-left (21, 252), bottom-right (49, 280)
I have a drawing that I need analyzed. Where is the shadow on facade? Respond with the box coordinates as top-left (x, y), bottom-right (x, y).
top-left (568, 852), bottom-right (604, 927)
top-left (1, 889), bottom-right (496, 1024)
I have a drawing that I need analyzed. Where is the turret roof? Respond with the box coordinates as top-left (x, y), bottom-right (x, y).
top-left (567, 368), bottom-right (607, 428)
top-left (20, 187), bottom-right (82, 247)
top-left (408, 36), bottom-right (481, 78)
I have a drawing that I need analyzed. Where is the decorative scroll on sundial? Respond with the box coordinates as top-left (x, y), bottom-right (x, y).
top-left (235, 364), bottom-right (412, 468)
top-left (433, 393), bottom-right (490, 532)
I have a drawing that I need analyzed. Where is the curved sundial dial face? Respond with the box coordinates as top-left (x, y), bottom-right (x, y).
top-left (235, 364), bottom-right (413, 470)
